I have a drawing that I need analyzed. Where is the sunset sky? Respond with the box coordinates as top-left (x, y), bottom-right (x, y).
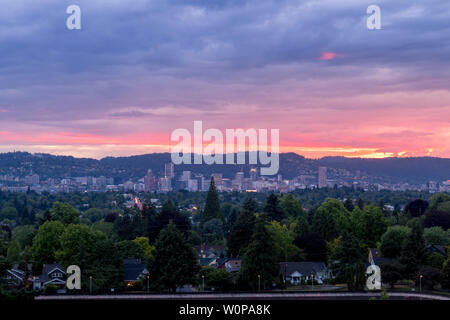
top-left (0, 0), bottom-right (449, 159)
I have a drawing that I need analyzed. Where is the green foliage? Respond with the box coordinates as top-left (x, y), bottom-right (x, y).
top-left (50, 202), bottom-right (80, 225)
top-left (379, 261), bottom-right (403, 288)
top-left (313, 198), bottom-right (348, 241)
top-left (151, 222), bottom-right (199, 292)
top-left (0, 207), bottom-right (18, 221)
top-left (400, 221), bottom-right (426, 276)
top-left (280, 194), bottom-right (304, 219)
top-left (423, 227), bottom-right (450, 245)
top-left (56, 224), bottom-right (106, 268)
top-left (227, 210), bottom-right (256, 257)
top-left (116, 240), bottom-right (145, 260)
top-left (201, 177), bottom-right (223, 225)
top-left (240, 217), bottom-right (279, 290)
top-left (83, 208), bottom-right (105, 223)
top-left (6, 240), bottom-right (21, 264)
top-left (43, 284), bottom-right (58, 295)
top-left (263, 193), bottom-right (285, 222)
top-left (133, 237), bottom-right (155, 262)
top-left (380, 226), bottom-right (411, 258)
top-left (427, 252), bottom-right (445, 269)
top-left (202, 218), bottom-right (224, 244)
top-left (200, 267), bottom-right (233, 291)
top-left (32, 221), bottom-right (65, 269)
top-left (267, 221), bottom-right (303, 262)
top-left (380, 290), bottom-right (390, 300)
top-left (328, 233), bottom-right (366, 291)
top-left (12, 225), bottom-right (36, 249)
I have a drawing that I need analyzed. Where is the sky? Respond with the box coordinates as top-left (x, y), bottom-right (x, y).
top-left (0, 0), bottom-right (449, 159)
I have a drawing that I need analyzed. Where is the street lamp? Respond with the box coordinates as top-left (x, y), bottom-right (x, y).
top-left (258, 274), bottom-right (261, 292)
top-left (201, 275), bottom-right (205, 292)
top-left (311, 274), bottom-right (314, 291)
top-left (419, 274), bottom-right (423, 292)
top-left (146, 275), bottom-right (150, 293)
top-left (89, 276), bottom-right (93, 294)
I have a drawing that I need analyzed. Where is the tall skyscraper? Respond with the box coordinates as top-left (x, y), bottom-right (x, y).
top-left (318, 166), bottom-right (327, 188)
top-left (144, 169), bottom-right (157, 191)
top-left (165, 163), bottom-right (175, 179)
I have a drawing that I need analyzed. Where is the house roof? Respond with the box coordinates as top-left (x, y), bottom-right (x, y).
top-left (279, 262), bottom-right (327, 276)
top-left (123, 259), bottom-right (148, 281)
top-left (426, 244), bottom-right (448, 257)
top-left (199, 258), bottom-right (216, 266)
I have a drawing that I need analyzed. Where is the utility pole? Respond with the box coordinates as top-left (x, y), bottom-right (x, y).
top-left (89, 276), bottom-right (93, 294)
top-left (258, 274), bottom-right (261, 292)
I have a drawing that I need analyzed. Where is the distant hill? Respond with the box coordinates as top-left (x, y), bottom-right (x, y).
top-left (0, 151), bottom-right (449, 184)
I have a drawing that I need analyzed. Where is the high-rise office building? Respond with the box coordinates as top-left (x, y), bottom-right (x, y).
top-left (144, 169), bottom-right (157, 191)
top-left (165, 163), bottom-right (175, 179)
top-left (318, 166), bottom-right (327, 188)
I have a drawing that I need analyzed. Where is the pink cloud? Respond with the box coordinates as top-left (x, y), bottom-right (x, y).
top-left (318, 52), bottom-right (342, 60)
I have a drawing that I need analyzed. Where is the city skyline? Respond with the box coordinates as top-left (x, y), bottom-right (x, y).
top-left (1, 1), bottom-right (449, 159)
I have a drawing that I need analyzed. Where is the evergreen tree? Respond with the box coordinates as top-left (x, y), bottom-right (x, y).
top-left (201, 177), bottom-right (223, 226)
top-left (400, 220), bottom-right (426, 277)
top-left (263, 193), bottom-right (285, 222)
top-left (227, 210), bottom-right (256, 257)
top-left (240, 217), bottom-right (279, 290)
top-left (344, 199), bottom-right (355, 212)
top-left (243, 198), bottom-right (258, 213)
top-left (151, 222), bottom-right (199, 292)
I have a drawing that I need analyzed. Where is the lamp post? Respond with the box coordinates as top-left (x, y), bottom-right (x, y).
top-left (419, 274), bottom-right (423, 292)
top-left (258, 274), bottom-right (261, 292)
top-left (202, 275), bottom-right (205, 292)
top-left (89, 276), bottom-right (93, 294)
top-left (311, 274), bottom-right (314, 291)
top-left (146, 275), bottom-right (150, 293)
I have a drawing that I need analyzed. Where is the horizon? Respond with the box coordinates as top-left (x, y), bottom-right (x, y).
top-left (2, 149), bottom-right (450, 161)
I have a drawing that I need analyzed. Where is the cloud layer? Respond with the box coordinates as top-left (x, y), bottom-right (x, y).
top-left (0, 0), bottom-right (449, 158)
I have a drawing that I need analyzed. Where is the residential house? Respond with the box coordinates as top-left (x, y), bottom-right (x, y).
top-left (33, 263), bottom-right (66, 292)
top-left (195, 244), bottom-right (226, 259)
top-left (123, 259), bottom-right (149, 287)
top-left (280, 262), bottom-right (329, 285)
top-left (426, 244), bottom-right (448, 259)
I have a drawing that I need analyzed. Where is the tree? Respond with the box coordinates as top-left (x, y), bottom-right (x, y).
top-left (400, 221), bottom-right (426, 277)
top-left (0, 206), bottom-right (18, 221)
top-left (151, 222), bottom-right (199, 292)
top-left (240, 217), bottom-right (279, 290)
top-left (50, 202), bottom-right (80, 225)
top-left (267, 221), bottom-right (303, 262)
top-left (379, 261), bottom-right (403, 288)
top-left (293, 232), bottom-right (327, 261)
top-left (423, 210), bottom-right (450, 230)
top-left (227, 210), bottom-right (256, 257)
top-left (116, 240), bottom-right (145, 260)
top-left (243, 198), bottom-right (258, 213)
top-left (200, 267), bottom-right (233, 291)
top-left (263, 193), bottom-right (285, 222)
top-left (280, 194), bottom-right (304, 219)
top-left (415, 266), bottom-right (443, 290)
top-left (404, 199), bottom-right (429, 217)
top-left (328, 233), bottom-right (366, 291)
top-left (423, 227), bottom-right (450, 245)
top-left (201, 177), bottom-right (223, 226)
top-left (56, 224), bottom-right (105, 268)
top-left (12, 225), bottom-right (36, 249)
top-left (83, 208), bottom-right (105, 223)
top-left (31, 221), bottom-right (65, 270)
top-left (344, 199), bottom-right (354, 212)
top-left (312, 198), bottom-right (348, 241)
top-left (6, 240), bottom-right (21, 264)
top-left (148, 200), bottom-right (190, 243)
top-left (202, 219), bottom-right (224, 244)
top-left (360, 205), bottom-right (387, 248)
top-left (380, 226), bottom-right (411, 258)
top-left (133, 237), bottom-right (155, 263)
